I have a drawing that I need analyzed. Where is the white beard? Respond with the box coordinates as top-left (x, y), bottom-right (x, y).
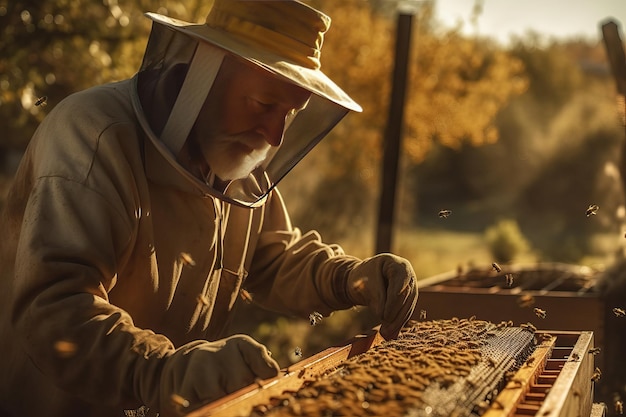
top-left (202, 132), bottom-right (271, 181)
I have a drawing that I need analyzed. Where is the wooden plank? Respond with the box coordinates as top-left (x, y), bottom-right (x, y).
top-left (537, 331), bottom-right (595, 417)
top-left (184, 329), bottom-right (385, 417)
top-left (601, 20), bottom-right (626, 95)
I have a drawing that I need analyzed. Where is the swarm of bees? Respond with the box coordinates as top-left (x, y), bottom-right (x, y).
top-left (438, 209), bottom-right (452, 219)
top-left (309, 311), bottom-right (323, 326)
top-left (613, 307), bottom-right (625, 318)
top-left (534, 308), bottom-right (547, 319)
top-left (585, 204), bottom-right (599, 217)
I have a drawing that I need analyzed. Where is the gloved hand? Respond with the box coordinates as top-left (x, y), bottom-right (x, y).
top-left (345, 253), bottom-right (418, 340)
top-left (159, 334), bottom-right (279, 415)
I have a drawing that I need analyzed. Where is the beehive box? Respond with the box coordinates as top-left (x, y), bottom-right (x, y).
top-left (415, 262), bottom-right (605, 370)
top-left (183, 320), bottom-right (597, 417)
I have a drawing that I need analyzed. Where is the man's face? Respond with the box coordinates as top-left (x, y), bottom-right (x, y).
top-left (190, 56), bottom-right (311, 182)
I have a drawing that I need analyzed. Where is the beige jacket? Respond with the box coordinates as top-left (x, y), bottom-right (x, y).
top-left (0, 79), bottom-right (357, 416)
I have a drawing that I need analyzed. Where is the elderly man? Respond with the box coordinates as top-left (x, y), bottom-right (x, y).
top-left (0, 1), bottom-right (418, 416)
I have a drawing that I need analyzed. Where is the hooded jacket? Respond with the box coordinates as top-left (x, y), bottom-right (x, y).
top-left (0, 76), bottom-right (359, 416)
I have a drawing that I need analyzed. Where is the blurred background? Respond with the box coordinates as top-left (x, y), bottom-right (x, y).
top-left (1, 0), bottom-right (625, 377)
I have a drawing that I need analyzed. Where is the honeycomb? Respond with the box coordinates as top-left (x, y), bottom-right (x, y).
top-left (250, 318), bottom-right (536, 417)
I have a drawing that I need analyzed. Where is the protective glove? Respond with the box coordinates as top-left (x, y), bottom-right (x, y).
top-left (159, 334), bottom-right (279, 416)
top-left (345, 253), bottom-right (418, 340)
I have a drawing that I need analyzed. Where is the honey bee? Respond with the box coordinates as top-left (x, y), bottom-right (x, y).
top-left (419, 309), bottom-right (427, 320)
top-left (588, 347), bottom-right (601, 355)
top-left (591, 367), bottom-right (602, 382)
top-left (309, 311), bottom-right (323, 326)
top-left (570, 352), bottom-right (580, 361)
top-left (613, 307), bottom-right (626, 317)
top-left (438, 209), bottom-right (452, 218)
top-left (525, 356), bottom-right (536, 366)
top-left (518, 294), bottom-right (535, 308)
top-left (53, 339), bottom-right (78, 358)
top-left (352, 277), bottom-right (368, 292)
top-left (170, 393), bottom-right (190, 408)
top-left (505, 273), bottom-right (514, 287)
top-left (492, 262), bottom-right (502, 273)
top-left (239, 289), bottom-right (254, 304)
top-left (35, 95), bottom-right (48, 107)
top-left (294, 347), bottom-right (303, 357)
top-left (615, 399), bottom-right (624, 415)
top-left (534, 308), bottom-right (547, 319)
top-left (521, 322), bottom-right (537, 332)
top-left (179, 252), bottom-right (196, 267)
top-left (586, 204), bottom-right (600, 217)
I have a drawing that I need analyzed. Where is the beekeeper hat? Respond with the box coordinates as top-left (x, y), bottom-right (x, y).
top-left (146, 0), bottom-right (361, 113)
top-left (136, 0), bottom-right (361, 208)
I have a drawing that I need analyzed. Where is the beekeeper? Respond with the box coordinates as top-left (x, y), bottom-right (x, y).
top-left (0, 1), bottom-right (418, 416)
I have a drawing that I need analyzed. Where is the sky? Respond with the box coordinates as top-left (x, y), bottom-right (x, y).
top-left (434, 0), bottom-right (626, 45)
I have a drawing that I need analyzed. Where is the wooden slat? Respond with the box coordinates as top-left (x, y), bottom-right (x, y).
top-left (481, 334), bottom-right (557, 417)
top-left (537, 331), bottom-right (594, 417)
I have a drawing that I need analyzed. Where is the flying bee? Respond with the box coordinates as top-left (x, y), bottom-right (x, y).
top-left (35, 95), bottom-right (48, 107)
top-left (613, 307), bottom-right (626, 317)
top-left (438, 209), bottom-right (452, 219)
top-left (239, 289), bottom-right (254, 304)
top-left (53, 339), bottom-right (78, 358)
top-left (294, 347), bottom-right (303, 357)
top-left (419, 309), bottom-right (427, 320)
top-left (505, 273), bottom-right (514, 287)
top-left (591, 367), bottom-right (602, 382)
top-left (518, 294), bottom-right (535, 308)
top-left (616, 399), bottom-right (624, 415)
top-left (492, 262), bottom-right (502, 273)
top-left (534, 307), bottom-right (547, 319)
top-left (586, 204), bottom-right (600, 217)
top-left (170, 393), bottom-right (190, 409)
top-left (352, 277), bottom-right (368, 292)
top-left (588, 347), bottom-right (601, 355)
top-left (309, 311), bottom-right (323, 326)
top-left (179, 252), bottom-right (196, 267)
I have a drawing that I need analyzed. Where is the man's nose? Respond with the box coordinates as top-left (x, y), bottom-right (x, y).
top-left (258, 112), bottom-right (288, 147)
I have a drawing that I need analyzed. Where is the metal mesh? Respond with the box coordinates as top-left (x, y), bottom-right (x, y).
top-left (250, 318), bottom-right (536, 417)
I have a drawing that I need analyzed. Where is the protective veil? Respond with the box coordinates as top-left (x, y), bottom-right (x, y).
top-left (134, 5), bottom-right (361, 208)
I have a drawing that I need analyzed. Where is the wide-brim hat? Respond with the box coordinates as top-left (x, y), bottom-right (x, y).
top-left (146, 0), bottom-right (362, 113)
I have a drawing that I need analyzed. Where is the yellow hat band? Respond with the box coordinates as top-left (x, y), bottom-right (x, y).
top-left (206, 1), bottom-right (329, 70)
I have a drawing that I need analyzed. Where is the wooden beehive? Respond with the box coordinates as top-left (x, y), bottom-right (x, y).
top-left (182, 323), bottom-right (598, 417)
top-left (414, 262), bottom-right (605, 370)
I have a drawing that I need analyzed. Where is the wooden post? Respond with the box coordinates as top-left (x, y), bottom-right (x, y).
top-left (375, 11), bottom-right (413, 254)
